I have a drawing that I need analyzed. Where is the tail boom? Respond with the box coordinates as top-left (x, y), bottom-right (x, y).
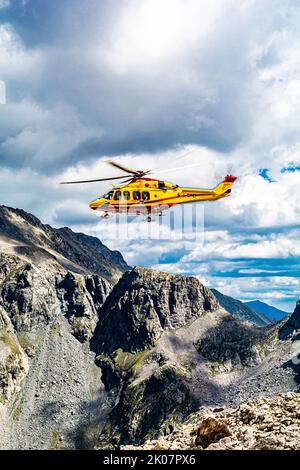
top-left (213, 175), bottom-right (237, 198)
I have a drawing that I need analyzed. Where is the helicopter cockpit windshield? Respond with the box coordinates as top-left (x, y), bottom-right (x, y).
top-left (102, 191), bottom-right (114, 200)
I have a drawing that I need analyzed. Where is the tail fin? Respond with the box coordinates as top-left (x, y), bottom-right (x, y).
top-left (214, 175), bottom-right (237, 196)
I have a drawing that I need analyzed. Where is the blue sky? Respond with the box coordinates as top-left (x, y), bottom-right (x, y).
top-left (0, 0), bottom-right (299, 311)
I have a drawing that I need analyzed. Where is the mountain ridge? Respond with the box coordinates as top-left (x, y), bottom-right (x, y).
top-left (245, 300), bottom-right (289, 321)
top-left (211, 289), bottom-right (274, 327)
top-left (0, 205), bottom-right (129, 283)
top-left (0, 205), bottom-right (299, 450)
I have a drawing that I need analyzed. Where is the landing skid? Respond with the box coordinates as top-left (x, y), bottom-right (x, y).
top-left (101, 212), bottom-right (165, 222)
top-left (148, 211), bottom-right (165, 220)
top-left (143, 212), bottom-right (166, 222)
top-left (100, 212), bottom-right (112, 219)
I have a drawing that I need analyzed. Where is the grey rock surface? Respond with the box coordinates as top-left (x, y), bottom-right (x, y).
top-left (280, 300), bottom-right (300, 339)
top-left (0, 306), bottom-right (29, 402)
top-left (122, 392), bottom-right (300, 450)
top-left (92, 267), bottom-right (219, 355)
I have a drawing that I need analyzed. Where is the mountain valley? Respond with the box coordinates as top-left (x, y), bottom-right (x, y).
top-left (0, 205), bottom-right (299, 450)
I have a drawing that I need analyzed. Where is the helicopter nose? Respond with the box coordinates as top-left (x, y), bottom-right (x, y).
top-left (89, 201), bottom-right (99, 210)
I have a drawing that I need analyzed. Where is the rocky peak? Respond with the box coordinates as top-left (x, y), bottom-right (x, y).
top-left (0, 251), bottom-right (111, 343)
top-left (92, 267), bottom-right (219, 355)
top-left (56, 271), bottom-right (111, 342)
top-left (0, 205), bottom-right (129, 283)
top-left (279, 300), bottom-right (300, 340)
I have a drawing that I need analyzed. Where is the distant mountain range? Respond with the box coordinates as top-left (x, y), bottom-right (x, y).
top-left (244, 300), bottom-right (289, 321)
top-left (212, 291), bottom-right (289, 325)
top-left (211, 289), bottom-right (274, 327)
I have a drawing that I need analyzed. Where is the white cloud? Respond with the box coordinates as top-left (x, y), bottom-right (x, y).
top-left (0, 100), bottom-right (103, 170)
top-left (0, 0), bottom-right (10, 9)
top-left (0, 24), bottom-right (42, 82)
top-left (183, 229), bottom-right (300, 261)
top-left (212, 276), bottom-right (299, 312)
top-left (104, 0), bottom-right (237, 72)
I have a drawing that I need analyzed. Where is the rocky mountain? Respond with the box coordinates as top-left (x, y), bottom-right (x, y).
top-left (0, 205), bottom-right (128, 449)
top-left (91, 271), bottom-right (299, 448)
top-left (211, 289), bottom-right (274, 327)
top-left (123, 392), bottom-right (300, 450)
top-left (245, 300), bottom-right (288, 321)
top-left (0, 205), bottom-right (299, 450)
top-left (0, 205), bottom-right (129, 283)
top-left (279, 300), bottom-right (300, 340)
top-left (92, 267), bottom-right (219, 355)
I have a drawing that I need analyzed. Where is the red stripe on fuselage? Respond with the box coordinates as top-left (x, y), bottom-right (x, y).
top-left (109, 193), bottom-right (213, 206)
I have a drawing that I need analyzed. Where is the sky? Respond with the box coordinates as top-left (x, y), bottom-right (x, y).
top-left (0, 0), bottom-right (299, 311)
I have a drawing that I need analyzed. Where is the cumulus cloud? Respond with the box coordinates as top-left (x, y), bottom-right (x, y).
top-left (0, 0), bottom-right (10, 9)
top-left (0, 0), bottom-right (300, 310)
top-left (1, 0), bottom-right (299, 170)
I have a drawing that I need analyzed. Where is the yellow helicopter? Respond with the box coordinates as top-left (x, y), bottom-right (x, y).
top-left (61, 161), bottom-right (237, 222)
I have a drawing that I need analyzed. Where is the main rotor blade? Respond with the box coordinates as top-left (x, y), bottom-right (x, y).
top-left (120, 177), bottom-right (136, 183)
top-left (152, 162), bottom-right (203, 175)
top-left (227, 164), bottom-right (233, 175)
top-left (107, 160), bottom-right (141, 175)
top-left (60, 175), bottom-right (129, 184)
top-left (174, 147), bottom-right (197, 162)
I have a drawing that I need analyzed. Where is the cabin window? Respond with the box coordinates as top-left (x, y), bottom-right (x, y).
top-left (123, 191), bottom-right (130, 200)
top-left (114, 190), bottom-right (121, 200)
top-left (142, 191), bottom-right (150, 201)
top-left (103, 191), bottom-right (113, 200)
top-left (158, 181), bottom-right (166, 189)
top-left (133, 191), bottom-right (141, 200)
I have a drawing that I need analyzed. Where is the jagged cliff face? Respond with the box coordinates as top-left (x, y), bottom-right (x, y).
top-left (0, 252), bottom-right (110, 343)
top-left (0, 307), bottom-right (29, 402)
top-left (0, 206), bottom-right (120, 448)
top-left (0, 205), bottom-right (299, 450)
top-left (90, 269), bottom-right (299, 448)
top-left (92, 267), bottom-right (219, 355)
top-left (91, 267), bottom-right (221, 446)
top-left (280, 300), bottom-right (300, 340)
top-left (0, 205), bottom-right (129, 283)
top-left (0, 249), bottom-right (112, 449)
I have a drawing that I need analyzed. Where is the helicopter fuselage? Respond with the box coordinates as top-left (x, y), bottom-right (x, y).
top-left (89, 176), bottom-right (237, 214)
